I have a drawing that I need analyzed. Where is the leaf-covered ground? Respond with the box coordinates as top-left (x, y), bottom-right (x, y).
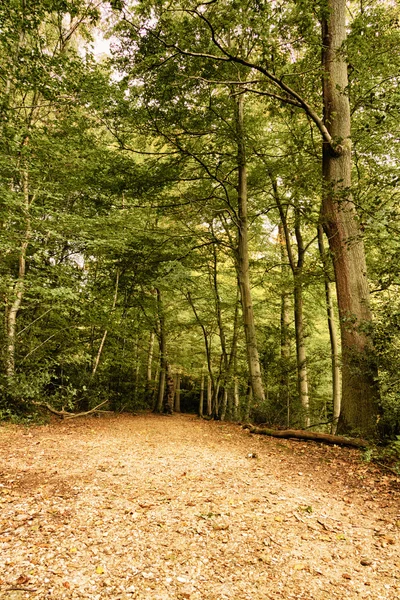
top-left (0, 413), bottom-right (399, 599)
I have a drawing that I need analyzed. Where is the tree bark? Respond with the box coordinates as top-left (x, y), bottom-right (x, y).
top-left (133, 333), bottom-right (140, 403)
top-left (199, 371), bottom-right (204, 417)
top-left (321, 0), bottom-right (379, 436)
top-left (207, 375), bottom-right (212, 416)
top-left (273, 185), bottom-right (310, 428)
top-left (147, 330), bottom-right (155, 383)
top-left (220, 387), bottom-right (228, 421)
top-left (92, 270), bottom-right (119, 378)
top-left (234, 94), bottom-right (266, 406)
top-left (244, 380), bottom-right (252, 423)
top-left (187, 290), bottom-right (215, 401)
top-left (278, 223), bottom-right (291, 425)
top-left (174, 372), bottom-right (181, 412)
top-left (233, 376), bottom-right (240, 421)
top-left (243, 424), bottom-right (367, 448)
top-left (210, 235), bottom-right (230, 418)
top-left (163, 362), bottom-right (174, 414)
top-left (318, 224), bottom-right (341, 434)
top-left (6, 169), bottom-right (31, 382)
top-left (154, 288), bottom-right (167, 413)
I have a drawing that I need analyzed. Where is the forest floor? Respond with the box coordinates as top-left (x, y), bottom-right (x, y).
top-left (0, 413), bottom-right (399, 600)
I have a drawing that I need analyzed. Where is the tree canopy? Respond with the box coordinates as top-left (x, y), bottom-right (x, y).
top-left (1, 0), bottom-right (400, 440)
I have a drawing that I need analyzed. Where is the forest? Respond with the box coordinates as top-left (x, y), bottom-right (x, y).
top-left (1, 0), bottom-right (400, 443)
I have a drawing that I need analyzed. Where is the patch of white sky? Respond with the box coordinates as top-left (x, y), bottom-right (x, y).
top-left (90, 3), bottom-right (114, 61)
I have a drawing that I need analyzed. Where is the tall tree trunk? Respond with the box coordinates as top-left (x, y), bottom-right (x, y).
top-left (163, 362), bottom-right (174, 414)
top-left (233, 376), bottom-right (239, 421)
top-left (6, 169), bottom-right (31, 382)
top-left (293, 272), bottom-right (310, 428)
top-left (318, 224), bottom-right (341, 434)
top-left (210, 235), bottom-right (229, 417)
top-left (278, 223), bottom-right (291, 424)
top-left (187, 290), bottom-right (216, 410)
top-left (133, 333), bottom-right (140, 403)
top-left (273, 185), bottom-right (310, 428)
top-left (244, 381), bottom-right (252, 422)
top-left (145, 330), bottom-right (155, 399)
top-left (322, 0), bottom-right (379, 436)
top-left (234, 94), bottom-right (266, 406)
top-left (207, 375), bottom-right (212, 416)
top-left (92, 270), bottom-right (119, 377)
top-left (154, 288), bottom-right (167, 413)
top-left (174, 372), bottom-right (181, 412)
top-left (152, 362), bottom-right (160, 404)
top-left (213, 380), bottom-right (220, 418)
top-left (199, 372), bottom-right (205, 417)
top-left (147, 330), bottom-right (155, 383)
top-left (220, 388), bottom-right (228, 421)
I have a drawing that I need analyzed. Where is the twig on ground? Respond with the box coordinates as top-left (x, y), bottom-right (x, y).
top-left (6, 587), bottom-right (38, 592)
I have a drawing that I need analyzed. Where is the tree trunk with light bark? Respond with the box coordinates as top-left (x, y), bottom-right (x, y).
top-left (322, 0), bottom-right (379, 436)
top-left (234, 94), bottom-right (266, 407)
top-left (174, 372), bottom-right (181, 413)
top-left (6, 169), bottom-right (31, 383)
top-left (318, 224), bottom-right (341, 434)
top-left (154, 288), bottom-right (167, 413)
top-left (199, 372), bottom-right (204, 417)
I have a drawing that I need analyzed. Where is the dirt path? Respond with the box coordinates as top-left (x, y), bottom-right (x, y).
top-left (0, 413), bottom-right (399, 599)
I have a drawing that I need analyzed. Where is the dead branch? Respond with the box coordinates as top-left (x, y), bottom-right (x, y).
top-left (242, 424), bottom-right (368, 448)
top-left (34, 400), bottom-right (109, 419)
top-left (6, 588), bottom-right (37, 592)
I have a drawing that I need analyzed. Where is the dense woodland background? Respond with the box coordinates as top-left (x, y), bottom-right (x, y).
top-left (1, 0), bottom-right (399, 442)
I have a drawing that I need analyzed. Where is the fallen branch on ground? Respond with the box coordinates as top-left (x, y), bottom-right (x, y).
top-left (33, 400), bottom-right (109, 419)
top-left (242, 424), bottom-right (368, 448)
top-left (6, 588), bottom-right (37, 593)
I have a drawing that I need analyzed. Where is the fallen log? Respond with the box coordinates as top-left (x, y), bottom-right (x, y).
top-left (242, 424), bottom-right (368, 448)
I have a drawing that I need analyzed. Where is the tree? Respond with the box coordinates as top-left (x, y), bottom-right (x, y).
top-left (321, 0), bottom-right (378, 435)
top-left (116, 0), bottom-right (381, 435)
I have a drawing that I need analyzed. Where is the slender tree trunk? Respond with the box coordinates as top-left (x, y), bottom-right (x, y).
top-left (318, 224), bottom-right (341, 434)
top-left (234, 94), bottom-right (266, 406)
top-left (278, 223), bottom-right (291, 422)
top-left (273, 187), bottom-right (310, 427)
top-left (155, 355), bottom-right (166, 413)
top-left (154, 288), bottom-right (167, 413)
top-left (163, 362), bottom-right (174, 414)
top-left (210, 236), bottom-right (230, 418)
top-left (213, 380), bottom-right (220, 418)
top-left (220, 388), bottom-right (228, 421)
top-left (233, 376), bottom-right (239, 421)
top-left (244, 381), bottom-right (252, 422)
top-left (152, 362), bottom-right (160, 404)
top-left (144, 329), bottom-right (155, 399)
top-left (199, 372), bottom-right (204, 417)
top-left (207, 375), bottom-right (212, 416)
top-left (293, 274), bottom-right (310, 428)
top-left (174, 372), bottom-right (181, 412)
top-left (133, 334), bottom-right (140, 403)
top-left (322, 0), bottom-right (379, 436)
top-left (211, 237), bottom-right (228, 372)
top-left (147, 330), bottom-right (155, 383)
top-left (6, 170), bottom-right (31, 382)
top-left (187, 290), bottom-right (216, 409)
top-left (92, 270), bottom-right (119, 377)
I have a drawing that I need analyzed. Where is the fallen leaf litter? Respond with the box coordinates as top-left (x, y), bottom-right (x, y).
top-left (0, 413), bottom-right (399, 599)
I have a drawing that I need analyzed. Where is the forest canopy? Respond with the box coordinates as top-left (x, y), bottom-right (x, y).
top-left (1, 0), bottom-right (400, 440)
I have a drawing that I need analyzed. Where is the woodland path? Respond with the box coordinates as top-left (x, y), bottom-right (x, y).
top-left (0, 413), bottom-right (399, 600)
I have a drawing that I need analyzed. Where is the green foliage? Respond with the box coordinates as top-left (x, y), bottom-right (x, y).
top-left (0, 0), bottom-right (399, 440)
